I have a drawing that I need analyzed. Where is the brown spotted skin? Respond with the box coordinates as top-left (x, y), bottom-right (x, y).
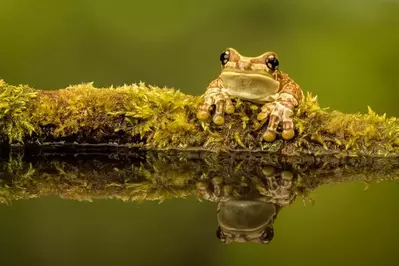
top-left (196, 77), bottom-right (235, 125)
top-left (278, 72), bottom-right (304, 105)
top-left (258, 71), bottom-right (304, 142)
top-left (196, 48), bottom-right (304, 142)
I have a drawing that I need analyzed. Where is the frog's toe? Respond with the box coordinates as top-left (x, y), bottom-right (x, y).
top-left (223, 185), bottom-right (233, 195)
top-left (225, 97), bottom-right (235, 114)
top-left (281, 109), bottom-right (295, 140)
top-left (264, 114), bottom-right (280, 142)
top-left (213, 95), bottom-right (227, 125)
top-left (262, 165), bottom-right (276, 177)
top-left (257, 104), bottom-right (273, 121)
top-left (281, 170), bottom-right (294, 181)
top-left (197, 96), bottom-right (214, 120)
top-left (257, 112), bottom-right (268, 121)
top-left (282, 129), bottom-right (295, 140)
top-left (213, 115), bottom-right (225, 125)
top-left (263, 130), bottom-right (277, 142)
top-left (196, 181), bottom-right (208, 190)
top-left (225, 105), bottom-right (235, 114)
top-left (197, 110), bottom-right (210, 120)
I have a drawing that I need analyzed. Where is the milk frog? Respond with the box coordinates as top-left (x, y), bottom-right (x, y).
top-left (196, 167), bottom-right (296, 244)
top-left (196, 48), bottom-right (304, 142)
top-left (216, 197), bottom-right (277, 244)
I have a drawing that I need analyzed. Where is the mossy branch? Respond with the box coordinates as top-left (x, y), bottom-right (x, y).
top-left (0, 79), bottom-right (398, 157)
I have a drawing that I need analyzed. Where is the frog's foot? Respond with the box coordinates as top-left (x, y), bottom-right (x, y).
top-left (257, 102), bottom-right (295, 142)
top-left (196, 177), bottom-right (232, 202)
top-left (196, 88), bottom-right (235, 125)
top-left (260, 166), bottom-right (296, 205)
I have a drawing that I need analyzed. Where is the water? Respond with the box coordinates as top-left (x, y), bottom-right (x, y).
top-left (0, 0), bottom-right (398, 265)
top-left (0, 152), bottom-right (398, 265)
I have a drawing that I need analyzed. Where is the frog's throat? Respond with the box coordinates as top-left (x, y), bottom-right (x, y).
top-left (217, 200), bottom-right (276, 232)
top-left (219, 71), bottom-right (280, 103)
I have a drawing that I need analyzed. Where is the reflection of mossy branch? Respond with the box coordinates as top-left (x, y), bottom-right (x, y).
top-left (0, 153), bottom-right (398, 204)
top-left (0, 79), bottom-right (398, 156)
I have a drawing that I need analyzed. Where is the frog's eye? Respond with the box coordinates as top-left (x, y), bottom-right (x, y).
top-left (260, 228), bottom-right (274, 244)
top-left (220, 50), bottom-right (230, 66)
top-left (216, 226), bottom-right (227, 243)
top-left (265, 55), bottom-right (279, 71)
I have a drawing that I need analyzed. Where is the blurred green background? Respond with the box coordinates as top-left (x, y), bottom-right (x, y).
top-left (0, 0), bottom-right (398, 265)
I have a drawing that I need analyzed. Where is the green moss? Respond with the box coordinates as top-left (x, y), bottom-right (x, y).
top-left (0, 79), bottom-right (397, 156)
top-left (0, 152), bottom-right (397, 204)
top-left (0, 80), bottom-right (37, 143)
top-left (29, 82), bottom-right (206, 147)
top-left (293, 93), bottom-right (399, 156)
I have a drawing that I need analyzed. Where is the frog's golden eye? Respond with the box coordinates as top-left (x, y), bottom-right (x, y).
top-left (260, 228), bottom-right (274, 244)
top-left (216, 226), bottom-right (227, 243)
top-left (219, 50), bottom-right (230, 66)
top-left (265, 55), bottom-right (279, 71)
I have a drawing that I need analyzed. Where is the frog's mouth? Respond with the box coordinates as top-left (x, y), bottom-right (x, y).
top-left (221, 68), bottom-right (275, 78)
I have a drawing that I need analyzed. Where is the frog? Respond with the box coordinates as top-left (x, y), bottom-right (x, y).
top-left (196, 48), bottom-right (304, 142)
top-left (216, 197), bottom-right (277, 244)
top-left (196, 166), bottom-right (297, 244)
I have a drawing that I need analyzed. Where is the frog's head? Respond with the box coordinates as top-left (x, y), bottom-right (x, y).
top-left (218, 48), bottom-right (281, 95)
top-left (220, 48), bottom-right (280, 77)
top-left (215, 199), bottom-right (278, 244)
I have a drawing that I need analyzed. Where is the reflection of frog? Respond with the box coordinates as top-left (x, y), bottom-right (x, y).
top-left (196, 48), bottom-right (304, 142)
top-left (216, 197), bottom-right (277, 244)
top-left (196, 166), bottom-right (296, 244)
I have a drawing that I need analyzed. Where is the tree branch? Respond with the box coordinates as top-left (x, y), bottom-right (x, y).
top-left (0, 79), bottom-right (398, 157)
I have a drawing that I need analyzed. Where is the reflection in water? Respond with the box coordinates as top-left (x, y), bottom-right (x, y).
top-left (0, 150), bottom-right (398, 244)
top-left (196, 166), bottom-right (296, 244)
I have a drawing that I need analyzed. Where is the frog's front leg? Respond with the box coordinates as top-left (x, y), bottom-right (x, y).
top-left (196, 177), bottom-right (232, 202)
top-left (196, 78), bottom-right (235, 125)
top-left (257, 97), bottom-right (295, 142)
top-left (257, 80), bottom-right (303, 142)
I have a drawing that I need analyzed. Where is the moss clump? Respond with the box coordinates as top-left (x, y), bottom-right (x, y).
top-left (0, 80), bottom-right (37, 143)
top-left (294, 94), bottom-right (399, 156)
top-left (30, 82), bottom-right (205, 147)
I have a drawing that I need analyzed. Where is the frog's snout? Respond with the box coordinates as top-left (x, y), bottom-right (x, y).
top-left (237, 60), bottom-right (251, 70)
